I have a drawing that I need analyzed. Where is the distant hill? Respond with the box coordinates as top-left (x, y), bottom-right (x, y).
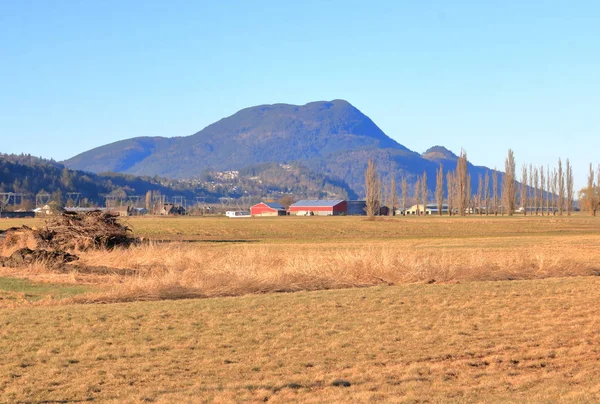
top-left (0, 154), bottom-right (216, 207)
top-left (64, 100), bottom-right (501, 196)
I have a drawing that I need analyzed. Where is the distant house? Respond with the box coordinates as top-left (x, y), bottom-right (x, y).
top-left (288, 200), bottom-right (347, 216)
top-left (33, 204), bottom-right (53, 216)
top-left (250, 202), bottom-right (286, 217)
top-left (405, 204), bottom-right (449, 215)
top-left (109, 206), bottom-right (134, 217)
top-left (161, 204), bottom-right (186, 216)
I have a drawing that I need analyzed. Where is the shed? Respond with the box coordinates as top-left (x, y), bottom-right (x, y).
top-left (161, 204), bottom-right (186, 216)
top-left (288, 200), bottom-right (347, 216)
top-left (346, 200), bottom-right (367, 216)
top-left (250, 202), bottom-right (286, 216)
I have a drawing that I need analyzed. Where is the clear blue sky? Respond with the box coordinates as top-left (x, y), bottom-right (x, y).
top-left (1, 1), bottom-right (598, 189)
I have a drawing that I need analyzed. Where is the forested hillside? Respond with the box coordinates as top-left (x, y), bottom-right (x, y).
top-left (0, 154), bottom-right (350, 209)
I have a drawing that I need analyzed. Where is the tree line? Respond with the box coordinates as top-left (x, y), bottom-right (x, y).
top-left (365, 149), bottom-right (597, 217)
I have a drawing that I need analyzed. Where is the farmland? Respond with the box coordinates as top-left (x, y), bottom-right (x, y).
top-left (1, 215), bottom-right (600, 402)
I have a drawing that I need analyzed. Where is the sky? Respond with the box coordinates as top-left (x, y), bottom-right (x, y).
top-left (1, 1), bottom-right (599, 189)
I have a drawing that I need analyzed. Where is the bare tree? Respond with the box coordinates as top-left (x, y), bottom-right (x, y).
top-left (364, 159), bottom-right (381, 217)
top-left (446, 171), bottom-right (455, 216)
top-left (389, 177), bottom-right (397, 216)
top-left (503, 149), bottom-right (517, 216)
top-left (492, 168), bottom-right (498, 215)
top-left (558, 158), bottom-right (565, 215)
top-left (484, 170), bottom-right (490, 216)
top-left (539, 165), bottom-right (545, 216)
top-left (520, 164), bottom-right (528, 216)
top-left (401, 176), bottom-right (408, 216)
top-left (547, 165), bottom-right (552, 215)
top-left (145, 190), bottom-right (152, 211)
top-left (421, 171), bottom-right (428, 215)
top-left (529, 163), bottom-right (534, 214)
top-left (477, 174), bottom-right (483, 215)
top-left (435, 164), bottom-right (444, 216)
top-left (533, 166), bottom-right (539, 215)
top-left (581, 163), bottom-right (598, 216)
top-left (566, 158), bottom-right (574, 215)
top-left (552, 168), bottom-right (558, 215)
top-left (414, 177), bottom-right (422, 216)
top-left (456, 149), bottom-right (469, 216)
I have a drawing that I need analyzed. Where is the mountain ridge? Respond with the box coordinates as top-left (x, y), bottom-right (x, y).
top-left (63, 100), bottom-right (499, 196)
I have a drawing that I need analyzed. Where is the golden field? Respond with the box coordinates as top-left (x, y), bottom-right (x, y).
top-left (1, 215), bottom-right (600, 402)
top-left (1, 215), bottom-right (599, 303)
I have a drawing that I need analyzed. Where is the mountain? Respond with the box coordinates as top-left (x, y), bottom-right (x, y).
top-left (64, 100), bottom-right (500, 196)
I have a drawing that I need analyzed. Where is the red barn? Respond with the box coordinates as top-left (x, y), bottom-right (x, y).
top-left (250, 202), bottom-right (287, 216)
top-left (288, 200), bottom-right (347, 216)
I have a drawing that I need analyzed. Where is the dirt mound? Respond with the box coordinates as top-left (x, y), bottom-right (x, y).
top-left (0, 210), bottom-right (138, 255)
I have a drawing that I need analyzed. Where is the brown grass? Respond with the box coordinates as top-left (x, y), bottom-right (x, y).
top-left (2, 277), bottom-right (600, 402)
top-left (27, 240), bottom-right (598, 304)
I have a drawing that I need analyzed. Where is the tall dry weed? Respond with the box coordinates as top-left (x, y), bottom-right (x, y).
top-left (59, 242), bottom-right (596, 304)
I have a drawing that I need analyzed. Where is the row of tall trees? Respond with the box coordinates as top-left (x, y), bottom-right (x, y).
top-left (365, 150), bottom-right (590, 217)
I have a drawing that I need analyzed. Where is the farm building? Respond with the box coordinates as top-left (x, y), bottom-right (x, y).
top-left (0, 211), bottom-right (35, 219)
top-left (346, 200), bottom-right (367, 216)
top-left (288, 200), bottom-right (347, 216)
top-left (250, 202), bottom-right (286, 216)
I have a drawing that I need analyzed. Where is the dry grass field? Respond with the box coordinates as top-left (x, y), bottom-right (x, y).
top-left (1, 215), bottom-right (599, 303)
top-left (2, 277), bottom-right (600, 403)
top-left (1, 215), bottom-right (600, 402)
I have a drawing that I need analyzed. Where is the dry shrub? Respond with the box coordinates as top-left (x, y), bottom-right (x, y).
top-left (64, 243), bottom-right (596, 304)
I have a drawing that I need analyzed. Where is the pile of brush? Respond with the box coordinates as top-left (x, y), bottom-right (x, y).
top-left (36, 210), bottom-right (138, 251)
top-left (0, 210), bottom-right (139, 268)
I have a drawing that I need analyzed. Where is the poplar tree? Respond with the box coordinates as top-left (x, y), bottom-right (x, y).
top-left (558, 158), bottom-right (565, 215)
top-left (540, 165), bottom-right (545, 216)
top-left (389, 177), bottom-right (397, 216)
top-left (456, 150), bottom-right (469, 216)
top-left (401, 177), bottom-right (408, 216)
top-left (414, 177), bottom-right (422, 216)
top-left (446, 171), bottom-right (454, 216)
top-left (484, 170), bottom-right (490, 216)
top-left (520, 164), bottom-right (528, 216)
top-left (364, 159), bottom-right (381, 217)
top-left (566, 159), bottom-right (574, 215)
top-left (421, 171), bottom-right (428, 215)
top-left (503, 149), bottom-right (517, 216)
top-left (435, 164), bottom-right (444, 216)
top-left (492, 168), bottom-right (498, 215)
top-left (477, 174), bottom-right (483, 215)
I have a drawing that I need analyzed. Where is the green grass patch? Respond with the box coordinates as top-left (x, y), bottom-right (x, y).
top-left (0, 277), bottom-right (92, 302)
